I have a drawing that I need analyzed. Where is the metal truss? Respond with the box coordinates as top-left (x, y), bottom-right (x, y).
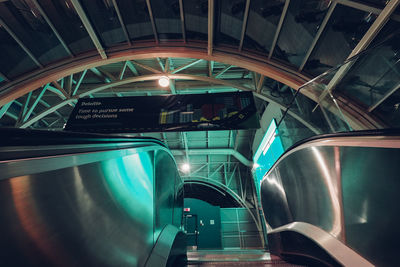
top-left (0, 56), bottom-right (333, 133)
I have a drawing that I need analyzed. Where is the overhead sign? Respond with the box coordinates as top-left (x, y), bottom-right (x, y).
top-left (64, 92), bottom-right (259, 133)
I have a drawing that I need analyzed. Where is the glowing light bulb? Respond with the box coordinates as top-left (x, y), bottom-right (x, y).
top-left (158, 76), bottom-right (170, 87)
top-left (181, 163), bottom-right (190, 173)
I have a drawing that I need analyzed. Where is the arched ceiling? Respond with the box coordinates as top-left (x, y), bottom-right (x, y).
top-left (0, 0), bottom-right (399, 180)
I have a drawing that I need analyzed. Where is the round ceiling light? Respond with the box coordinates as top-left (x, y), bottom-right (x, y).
top-left (158, 76), bottom-right (170, 87)
top-left (181, 163), bottom-right (190, 173)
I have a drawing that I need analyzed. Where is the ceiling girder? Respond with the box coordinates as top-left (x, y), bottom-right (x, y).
top-left (70, 0), bottom-right (107, 59)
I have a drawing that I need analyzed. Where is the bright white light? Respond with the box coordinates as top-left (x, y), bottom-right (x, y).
top-left (158, 76), bottom-right (170, 87)
top-left (252, 163), bottom-right (260, 170)
top-left (181, 163), bottom-right (190, 173)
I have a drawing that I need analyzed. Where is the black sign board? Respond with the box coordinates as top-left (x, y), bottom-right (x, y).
top-left (65, 92), bottom-right (259, 133)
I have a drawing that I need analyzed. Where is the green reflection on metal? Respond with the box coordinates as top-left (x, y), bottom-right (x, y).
top-left (102, 152), bottom-right (154, 221)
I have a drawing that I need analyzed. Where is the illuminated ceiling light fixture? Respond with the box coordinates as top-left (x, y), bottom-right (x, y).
top-left (181, 163), bottom-right (190, 173)
top-left (158, 76), bottom-right (170, 87)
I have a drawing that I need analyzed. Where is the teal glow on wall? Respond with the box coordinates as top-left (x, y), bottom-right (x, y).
top-left (0, 76), bottom-right (4, 83)
top-left (253, 119), bottom-right (284, 191)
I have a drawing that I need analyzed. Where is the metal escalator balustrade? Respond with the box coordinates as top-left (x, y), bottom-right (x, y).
top-left (260, 132), bottom-right (400, 267)
top-left (0, 128), bottom-right (185, 267)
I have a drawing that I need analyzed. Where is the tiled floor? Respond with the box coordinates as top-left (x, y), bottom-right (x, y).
top-left (186, 249), bottom-right (305, 266)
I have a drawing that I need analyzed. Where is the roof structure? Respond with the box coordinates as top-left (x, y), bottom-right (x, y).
top-left (0, 0), bottom-right (399, 208)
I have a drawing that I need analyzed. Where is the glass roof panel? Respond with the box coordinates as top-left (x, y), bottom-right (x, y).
top-left (37, 0), bottom-right (95, 55)
top-left (303, 5), bottom-right (376, 77)
top-left (215, 0), bottom-right (245, 46)
top-left (353, 0), bottom-right (388, 9)
top-left (0, 1), bottom-right (70, 66)
top-left (336, 32), bottom-right (400, 107)
top-left (151, 0), bottom-right (182, 40)
top-left (243, 0), bottom-right (285, 54)
top-left (273, 0), bottom-right (331, 67)
top-left (184, 0), bottom-right (208, 41)
top-left (370, 19), bottom-right (400, 47)
top-left (373, 84), bottom-right (400, 127)
top-left (0, 26), bottom-right (37, 79)
top-left (117, 0), bottom-right (153, 41)
top-left (79, 0), bottom-right (126, 47)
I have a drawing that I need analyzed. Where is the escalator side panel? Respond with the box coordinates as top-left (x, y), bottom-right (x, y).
top-left (261, 139), bottom-right (400, 266)
top-left (0, 143), bottom-right (182, 266)
top-left (341, 146), bottom-right (400, 267)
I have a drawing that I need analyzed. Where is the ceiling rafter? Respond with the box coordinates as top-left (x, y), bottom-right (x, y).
top-left (70, 0), bottom-right (107, 59)
top-left (0, 18), bottom-right (42, 68)
top-left (31, 0), bottom-right (73, 57)
top-left (269, 0), bottom-right (290, 59)
top-left (208, 0), bottom-right (214, 55)
top-left (111, 0), bottom-right (131, 46)
top-left (178, 0), bottom-right (186, 42)
top-left (299, 2), bottom-right (337, 71)
top-left (368, 82), bottom-right (400, 112)
top-left (130, 60), bottom-right (162, 74)
top-left (334, 0), bottom-right (400, 22)
top-left (170, 59), bottom-right (203, 74)
top-left (146, 0), bottom-right (159, 43)
top-left (239, 0), bottom-right (251, 52)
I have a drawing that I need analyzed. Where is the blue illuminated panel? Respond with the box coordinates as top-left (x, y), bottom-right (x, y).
top-left (253, 119), bottom-right (284, 191)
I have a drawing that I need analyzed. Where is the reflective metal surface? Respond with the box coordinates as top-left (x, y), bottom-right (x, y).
top-left (0, 132), bottom-right (184, 266)
top-left (261, 135), bottom-right (400, 267)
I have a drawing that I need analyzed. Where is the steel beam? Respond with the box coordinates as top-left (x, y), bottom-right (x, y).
top-left (208, 61), bottom-right (214, 77)
top-left (179, 0), bottom-right (186, 42)
top-left (256, 75), bottom-right (265, 93)
top-left (130, 60), bottom-right (162, 74)
top-left (0, 18), bottom-right (42, 67)
top-left (323, 0), bottom-right (399, 97)
top-left (20, 99), bottom-right (76, 128)
top-left (214, 65), bottom-right (232, 78)
top-left (171, 149), bottom-right (253, 167)
top-left (334, 0), bottom-right (400, 22)
top-left (368, 82), bottom-right (400, 112)
top-left (23, 84), bottom-right (49, 122)
top-left (157, 57), bottom-right (165, 72)
top-left (111, 0), bottom-right (131, 45)
top-left (145, 0), bottom-right (159, 43)
top-left (170, 79), bottom-right (176, 94)
top-left (299, 2), bottom-right (336, 71)
top-left (126, 61), bottom-right (140, 76)
top-left (239, 0), bottom-right (251, 52)
top-left (208, 0), bottom-right (215, 55)
top-left (70, 0), bottom-right (107, 59)
top-left (170, 59), bottom-right (203, 74)
top-left (269, 0), bottom-right (290, 59)
top-left (72, 69), bottom-right (87, 96)
top-left (31, 0), bottom-right (73, 57)
top-left (0, 101), bottom-right (13, 120)
top-left (165, 58), bottom-right (170, 72)
top-left (90, 67), bottom-right (112, 83)
top-left (48, 85), bottom-right (68, 99)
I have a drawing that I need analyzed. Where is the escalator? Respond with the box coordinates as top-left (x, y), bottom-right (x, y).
top-left (0, 128), bottom-right (186, 267)
top-left (260, 131), bottom-right (400, 267)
